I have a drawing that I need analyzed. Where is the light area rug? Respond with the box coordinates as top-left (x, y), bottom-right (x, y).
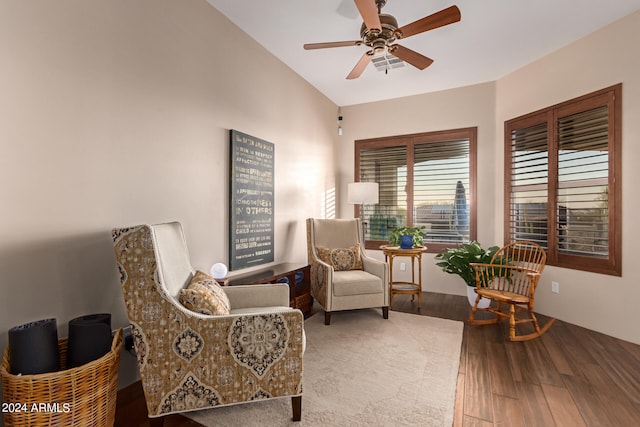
top-left (185, 309), bottom-right (463, 427)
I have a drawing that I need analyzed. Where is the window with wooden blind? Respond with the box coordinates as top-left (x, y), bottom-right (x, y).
top-left (355, 128), bottom-right (477, 252)
top-left (505, 84), bottom-right (621, 276)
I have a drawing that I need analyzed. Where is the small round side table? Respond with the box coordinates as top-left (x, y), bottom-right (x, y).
top-left (380, 245), bottom-right (427, 309)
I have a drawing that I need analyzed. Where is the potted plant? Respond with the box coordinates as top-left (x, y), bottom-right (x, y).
top-left (388, 225), bottom-right (426, 248)
top-left (434, 241), bottom-right (504, 306)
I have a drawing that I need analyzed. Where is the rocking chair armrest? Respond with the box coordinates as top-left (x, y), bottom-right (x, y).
top-left (524, 270), bottom-right (541, 295)
top-left (471, 263), bottom-right (538, 274)
top-left (470, 262), bottom-right (493, 270)
top-left (471, 263), bottom-right (539, 287)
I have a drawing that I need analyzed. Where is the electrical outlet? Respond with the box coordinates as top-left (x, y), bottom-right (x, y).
top-left (551, 281), bottom-right (560, 294)
top-left (400, 262), bottom-right (406, 271)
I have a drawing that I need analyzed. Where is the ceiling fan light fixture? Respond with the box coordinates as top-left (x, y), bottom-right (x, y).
top-left (371, 54), bottom-right (405, 72)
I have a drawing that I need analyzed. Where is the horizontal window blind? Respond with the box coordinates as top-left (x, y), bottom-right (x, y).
top-left (414, 139), bottom-right (470, 244)
top-left (508, 122), bottom-right (549, 248)
top-left (557, 106), bottom-right (609, 257)
top-left (359, 146), bottom-right (407, 241)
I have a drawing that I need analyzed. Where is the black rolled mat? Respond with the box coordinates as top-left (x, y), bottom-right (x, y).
top-left (67, 313), bottom-right (112, 368)
top-left (8, 318), bottom-right (60, 375)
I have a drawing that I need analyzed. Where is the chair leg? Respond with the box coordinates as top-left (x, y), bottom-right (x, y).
top-left (529, 308), bottom-right (542, 335)
top-left (468, 294), bottom-right (501, 326)
top-left (382, 306), bottom-right (389, 319)
top-left (149, 416), bottom-right (164, 427)
top-left (292, 396), bottom-right (302, 421)
top-left (509, 303), bottom-right (556, 341)
top-left (508, 304), bottom-right (517, 341)
top-left (324, 311), bottom-right (331, 325)
top-left (468, 293), bottom-right (483, 323)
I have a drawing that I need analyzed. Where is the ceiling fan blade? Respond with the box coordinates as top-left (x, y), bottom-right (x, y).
top-left (396, 5), bottom-right (461, 39)
top-left (354, 0), bottom-right (381, 31)
top-left (347, 52), bottom-right (372, 79)
top-left (389, 45), bottom-right (433, 70)
top-left (304, 40), bottom-right (362, 50)
top-left (336, 0), bottom-right (359, 19)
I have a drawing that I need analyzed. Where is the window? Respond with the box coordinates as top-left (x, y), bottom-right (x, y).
top-left (505, 84), bottom-right (621, 276)
top-left (355, 128), bottom-right (477, 252)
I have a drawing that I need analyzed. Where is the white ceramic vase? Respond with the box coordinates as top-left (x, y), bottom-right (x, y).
top-left (467, 286), bottom-right (491, 309)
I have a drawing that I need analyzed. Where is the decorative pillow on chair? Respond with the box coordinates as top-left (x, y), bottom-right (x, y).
top-left (315, 245), bottom-right (363, 271)
top-left (179, 270), bottom-right (230, 315)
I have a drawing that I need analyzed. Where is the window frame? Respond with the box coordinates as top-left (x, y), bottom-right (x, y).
top-left (354, 127), bottom-right (477, 253)
top-left (504, 84), bottom-right (622, 276)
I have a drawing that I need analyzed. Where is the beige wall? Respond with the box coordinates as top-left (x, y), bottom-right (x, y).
top-left (339, 11), bottom-right (640, 344)
top-left (337, 82), bottom-right (498, 296)
top-left (0, 0), bottom-right (337, 392)
top-left (495, 11), bottom-right (640, 344)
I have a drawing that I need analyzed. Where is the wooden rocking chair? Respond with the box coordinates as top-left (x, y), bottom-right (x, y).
top-left (468, 241), bottom-right (555, 341)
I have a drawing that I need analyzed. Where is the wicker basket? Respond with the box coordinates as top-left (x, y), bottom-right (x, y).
top-left (1, 329), bottom-right (123, 427)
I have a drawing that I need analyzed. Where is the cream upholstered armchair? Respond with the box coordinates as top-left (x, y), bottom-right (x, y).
top-left (306, 218), bottom-right (389, 325)
top-left (112, 222), bottom-right (304, 426)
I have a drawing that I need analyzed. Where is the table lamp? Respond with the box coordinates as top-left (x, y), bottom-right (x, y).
top-left (210, 263), bottom-right (228, 280)
top-left (347, 182), bottom-right (379, 239)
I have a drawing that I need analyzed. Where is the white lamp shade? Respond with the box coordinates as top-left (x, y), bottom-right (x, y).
top-left (347, 182), bottom-right (379, 205)
top-left (210, 263), bottom-right (228, 280)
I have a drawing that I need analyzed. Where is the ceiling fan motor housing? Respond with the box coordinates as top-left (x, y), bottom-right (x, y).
top-left (360, 14), bottom-right (398, 54)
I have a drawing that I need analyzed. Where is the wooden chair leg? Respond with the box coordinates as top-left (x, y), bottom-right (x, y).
top-left (529, 309), bottom-right (542, 335)
top-left (324, 311), bottom-right (331, 325)
top-left (510, 303), bottom-right (557, 341)
top-left (468, 295), bottom-right (502, 326)
top-left (468, 294), bottom-right (481, 323)
top-left (382, 306), bottom-right (389, 319)
top-left (292, 396), bottom-right (302, 421)
top-left (508, 304), bottom-right (517, 341)
top-left (149, 416), bottom-right (164, 427)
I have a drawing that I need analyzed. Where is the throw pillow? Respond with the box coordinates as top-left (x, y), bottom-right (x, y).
top-left (315, 245), bottom-right (363, 271)
top-left (179, 270), bottom-right (230, 315)
top-left (190, 270), bottom-right (231, 309)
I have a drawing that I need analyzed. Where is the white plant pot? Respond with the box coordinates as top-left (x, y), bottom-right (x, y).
top-left (467, 286), bottom-right (491, 309)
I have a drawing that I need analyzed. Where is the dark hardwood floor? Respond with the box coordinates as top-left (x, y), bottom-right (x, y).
top-left (115, 292), bottom-right (640, 426)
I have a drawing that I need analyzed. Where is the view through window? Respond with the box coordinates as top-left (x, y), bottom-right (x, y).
top-left (355, 128), bottom-right (477, 252)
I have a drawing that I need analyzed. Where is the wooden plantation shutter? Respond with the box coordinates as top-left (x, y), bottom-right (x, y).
top-left (556, 105), bottom-right (609, 258)
top-left (505, 84), bottom-right (621, 276)
top-left (508, 120), bottom-right (549, 248)
top-left (355, 127), bottom-right (477, 252)
top-left (414, 139), bottom-right (471, 244)
top-left (358, 145), bottom-right (407, 243)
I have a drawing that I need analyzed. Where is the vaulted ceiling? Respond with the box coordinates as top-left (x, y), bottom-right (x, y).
top-left (207, 0), bottom-right (640, 106)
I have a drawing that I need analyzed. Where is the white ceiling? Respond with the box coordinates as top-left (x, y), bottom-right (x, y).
top-left (206, 0), bottom-right (640, 106)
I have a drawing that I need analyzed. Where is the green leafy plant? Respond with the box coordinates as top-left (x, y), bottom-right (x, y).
top-left (434, 241), bottom-right (505, 287)
top-left (388, 225), bottom-right (426, 247)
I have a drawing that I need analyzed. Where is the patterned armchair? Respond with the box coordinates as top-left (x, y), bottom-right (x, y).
top-left (306, 218), bottom-right (389, 325)
top-left (112, 222), bottom-right (304, 426)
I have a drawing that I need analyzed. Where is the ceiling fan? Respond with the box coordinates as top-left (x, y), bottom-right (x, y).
top-left (304, 0), bottom-right (461, 79)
